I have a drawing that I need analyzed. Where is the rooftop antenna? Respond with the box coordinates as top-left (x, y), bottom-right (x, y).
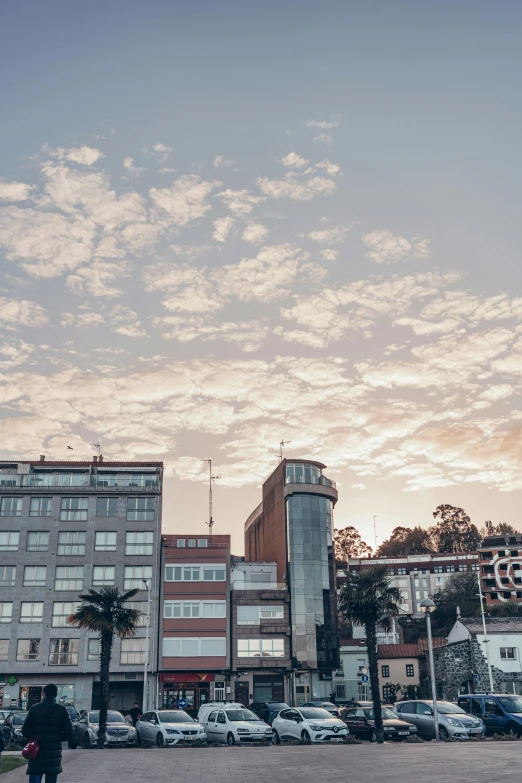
top-left (89, 443), bottom-right (101, 456)
top-left (373, 515), bottom-right (378, 552)
top-left (278, 439), bottom-right (292, 462)
top-left (201, 459), bottom-right (220, 533)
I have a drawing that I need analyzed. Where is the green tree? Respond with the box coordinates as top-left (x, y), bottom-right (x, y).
top-left (68, 587), bottom-right (142, 748)
top-left (376, 526), bottom-right (434, 557)
top-left (481, 521), bottom-right (519, 537)
top-left (431, 505), bottom-right (481, 553)
top-left (334, 526), bottom-right (372, 561)
top-left (338, 566), bottom-right (402, 743)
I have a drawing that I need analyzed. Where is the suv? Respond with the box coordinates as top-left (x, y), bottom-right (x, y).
top-left (249, 702), bottom-right (289, 724)
top-left (394, 700), bottom-right (484, 740)
top-left (457, 694), bottom-right (522, 736)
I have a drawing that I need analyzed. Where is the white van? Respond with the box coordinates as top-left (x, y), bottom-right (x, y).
top-left (203, 705), bottom-right (272, 745)
top-left (197, 701), bottom-right (245, 724)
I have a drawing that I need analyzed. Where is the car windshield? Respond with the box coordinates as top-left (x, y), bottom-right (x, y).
top-left (88, 711), bottom-right (125, 724)
top-left (13, 715), bottom-right (26, 725)
top-left (435, 703), bottom-right (466, 715)
top-left (267, 703), bottom-right (288, 710)
top-left (319, 702), bottom-right (336, 709)
top-left (226, 709), bottom-right (260, 722)
top-left (364, 708), bottom-right (396, 720)
top-left (300, 708), bottom-right (332, 720)
top-left (498, 697), bottom-right (522, 713)
top-left (159, 711), bottom-right (194, 723)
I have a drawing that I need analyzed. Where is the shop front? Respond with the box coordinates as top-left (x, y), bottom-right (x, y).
top-left (232, 672), bottom-right (288, 705)
top-left (159, 673), bottom-right (215, 714)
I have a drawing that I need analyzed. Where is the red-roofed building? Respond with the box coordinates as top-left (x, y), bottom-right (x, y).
top-left (377, 638), bottom-right (447, 702)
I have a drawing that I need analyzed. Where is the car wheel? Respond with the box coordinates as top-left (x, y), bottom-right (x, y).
top-left (156, 732), bottom-right (164, 748)
top-left (227, 732), bottom-right (235, 746)
top-left (68, 738), bottom-right (78, 749)
top-left (272, 730), bottom-right (280, 745)
top-left (506, 724), bottom-right (521, 737)
top-left (301, 729), bottom-right (311, 744)
top-left (438, 726), bottom-right (449, 740)
top-left (82, 734), bottom-right (91, 749)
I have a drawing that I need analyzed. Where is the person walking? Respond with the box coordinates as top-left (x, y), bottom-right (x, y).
top-left (21, 684), bottom-right (73, 783)
top-left (128, 702), bottom-right (142, 727)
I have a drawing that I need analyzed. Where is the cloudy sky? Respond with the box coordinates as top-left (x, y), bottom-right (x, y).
top-left (1, 1), bottom-right (522, 551)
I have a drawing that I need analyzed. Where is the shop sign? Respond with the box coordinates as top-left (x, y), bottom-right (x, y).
top-left (159, 673), bottom-right (215, 683)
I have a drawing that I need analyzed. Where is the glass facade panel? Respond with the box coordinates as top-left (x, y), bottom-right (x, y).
top-left (30, 497), bottom-right (53, 516)
top-left (286, 493), bottom-right (339, 670)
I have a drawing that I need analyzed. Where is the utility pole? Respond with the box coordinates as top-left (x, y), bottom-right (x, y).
top-left (477, 567), bottom-right (494, 692)
top-left (373, 515), bottom-right (377, 552)
top-left (201, 459), bottom-right (219, 533)
top-left (278, 439), bottom-right (292, 462)
top-left (142, 577), bottom-right (152, 712)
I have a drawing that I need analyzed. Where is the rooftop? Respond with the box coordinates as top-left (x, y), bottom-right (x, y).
top-left (378, 638), bottom-right (447, 659)
top-left (459, 617), bottom-right (522, 635)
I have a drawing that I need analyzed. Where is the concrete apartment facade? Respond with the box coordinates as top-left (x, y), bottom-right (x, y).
top-left (230, 559), bottom-right (291, 705)
top-left (159, 533), bottom-right (230, 712)
top-left (0, 457), bottom-right (162, 713)
top-left (244, 459), bottom-right (340, 705)
top-left (478, 533), bottom-right (522, 606)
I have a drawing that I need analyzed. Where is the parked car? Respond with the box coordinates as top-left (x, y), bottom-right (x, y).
top-left (393, 700), bottom-right (484, 740)
top-left (249, 702), bottom-right (289, 725)
top-left (203, 706), bottom-right (272, 745)
top-left (197, 702), bottom-right (245, 723)
top-left (2, 712), bottom-right (27, 746)
top-left (136, 710), bottom-right (206, 747)
top-left (301, 701), bottom-right (342, 718)
top-left (70, 710), bottom-right (138, 748)
top-left (272, 707), bottom-right (348, 744)
top-left (342, 706), bottom-right (418, 741)
top-left (64, 705), bottom-right (79, 723)
top-left (457, 694), bottom-right (522, 736)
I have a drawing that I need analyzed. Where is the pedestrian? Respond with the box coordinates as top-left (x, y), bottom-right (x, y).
top-left (21, 683), bottom-right (73, 783)
top-left (128, 702), bottom-right (142, 727)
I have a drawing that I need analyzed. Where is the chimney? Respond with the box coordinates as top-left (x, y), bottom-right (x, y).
top-left (98, 454), bottom-right (104, 463)
top-left (39, 455), bottom-right (45, 462)
top-left (93, 455), bottom-right (98, 463)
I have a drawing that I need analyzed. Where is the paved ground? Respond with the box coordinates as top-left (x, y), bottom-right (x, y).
top-left (2, 743), bottom-right (522, 782)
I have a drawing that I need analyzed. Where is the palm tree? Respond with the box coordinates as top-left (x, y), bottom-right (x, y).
top-left (338, 566), bottom-right (402, 743)
top-left (68, 587), bottom-right (143, 748)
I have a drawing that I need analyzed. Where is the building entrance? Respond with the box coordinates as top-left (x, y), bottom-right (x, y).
top-left (253, 674), bottom-right (284, 702)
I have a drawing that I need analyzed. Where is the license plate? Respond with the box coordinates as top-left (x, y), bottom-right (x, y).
top-left (398, 732), bottom-right (408, 735)
top-left (109, 737), bottom-right (120, 742)
top-left (469, 729), bottom-right (482, 734)
top-left (330, 737), bottom-right (343, 743)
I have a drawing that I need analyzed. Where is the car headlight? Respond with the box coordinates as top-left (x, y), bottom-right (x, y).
top-left (384, 727), bottom-right (395, 732)
top-left (128, 728), bottom-right (136, 735)
top-left (237, 729), bottom-right (249, 734)
top-left (446, 718), bottom-right (463, 728)
top-left (309, 725), bottom-right (323, 731)
top-left (198, 728), bottom-right (206, 733)
top-left (165, 729), bottom-right (180, 735)
top-left (408, 725), bottom-right (417, 731)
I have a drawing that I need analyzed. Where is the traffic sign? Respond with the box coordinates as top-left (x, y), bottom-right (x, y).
top-left (360, 667), bottom-right (368, 675)
top-left (473, 673), bottom-right (479, 684)
top-left (361, 674), bottom-right (369, 683)
top-left (178, 698), bottom-right (187, 709)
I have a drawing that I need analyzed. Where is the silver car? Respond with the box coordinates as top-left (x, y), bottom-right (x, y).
top-left (393, 700), bottom-right (485, 740)
top-left (204, 707), bottom-right (272, 745)
top-left (70, 710), bottom-right (138, 748)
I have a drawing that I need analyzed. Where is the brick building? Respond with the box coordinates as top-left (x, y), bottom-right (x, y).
top-left (478, 533), bottom-right (522, 605)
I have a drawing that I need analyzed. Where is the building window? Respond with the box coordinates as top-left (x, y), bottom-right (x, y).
top-left (397, 568), bottom-right (406, 575)
top-left (60, 497), bottom-right (88, 521)
top-left (126, 497), bottom-right (154, 521)
top-left (29, 497), bottom-right (53, 517)
top-left (49, 638), bottom-right (79, 666)
top-left (188, 538), bottom-right (196, 548)
top-left (433, 566), bottom-right (443, 573)
top-left (459, 565), bottom-right (468, 572)
top-left (26, 531), bottom-right (50, 552)
top-left (382, 685), bottom-right (393, 701)
top-left (127, 601), bottom-right (148, 627)
top-left (237, 605), bottom-right (284, 625)
top-left (96, 497), bottom-right (118, 517)
top-left (481, 551), bottom-right (493, 560)
top-left (446, 565), bottom-right (455, 573)
top-left (17, 639), bottom-right (40, 661)
top-left (23, 566), bottom-right (46, 586)
top-left (0, 602), bottom-right (13, 623)
top-left (120, 638), bottom-right (146, 664)
top-left (20, 602), bottom-right (44, 623)
top-left (471, 564), bottom-right (479, 571)
top-left (198, 539), bottom-right (208, 548)
top-left (163, 637), bottom-right (226, 657)
top-left (55, 566), bottom-right (83, 591)
top-left (381, 665), bottom-right (390, 678)
top-left (57, 531), bottom-right (86, 556)
top-left (0, 531), bottom-right (19, 551)
top-left (0, 639), bottom-right (8, 662)
top-left (124, 566), bottom-right (152, 590)
top-left (52, 602), bottom-right (80, 627)
top-left (237, 639), bottom-right (285, 658)
top-left (92, 566), bottom-right (115, 586)
top-left (336, 684), bottom-right (346, 699)
top-left (0, 497), bottom-right (22, 516)
top-left (164, 564), bottom-right (225, 582)
top-left (0, 566), bottom-right (15, 586)
top-left (406, 664), bottom-right (415, 677)
top-left (88, 638), bottom-right (100, 659)
top-left (94, 532), bottom-right (117, 552)
top-left (125, 531), bottom-right (153, 555)
top-left (164, 600), bottom-right (226, 619)
top-left (500, 648), bottom-right (517, 660)
top-left (177, 539), bottom-right (185, 548)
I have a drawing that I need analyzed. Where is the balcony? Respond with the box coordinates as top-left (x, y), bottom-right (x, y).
top-left (0, 473), bottom-right (160, 491)
top-left (284, 475), bottom-right (336, 488)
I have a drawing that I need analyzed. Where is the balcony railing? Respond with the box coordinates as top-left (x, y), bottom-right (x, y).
top-left (284, 475), bottom-right (336, 489)
top-left (0, 473), bottom-right (159, 490)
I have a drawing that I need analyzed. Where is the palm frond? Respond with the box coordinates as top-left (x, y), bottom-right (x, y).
top-left (67, 586), bottom-right (144, 638)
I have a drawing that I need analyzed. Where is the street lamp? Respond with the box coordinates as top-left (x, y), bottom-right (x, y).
top-left (420, 598), bottom-right (439, 742)
top-left (142, 578), bottom-right (152, 712)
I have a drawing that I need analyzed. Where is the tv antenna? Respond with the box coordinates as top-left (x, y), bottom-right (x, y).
top-left (201, 459), bottom-right (220, 533)
top-left (373, 515), bottom-right (378, 551)
top-left (89, 443), bottom-right (101, 456)
top-left (276, 439), bottom-right (292, 462)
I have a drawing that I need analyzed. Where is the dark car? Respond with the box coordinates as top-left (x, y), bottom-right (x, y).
top-left (301, 701), bottom-right (341, 718)
top-left (249, 702), bottom-right (289, 725)
top-left (458, 694), bottom-right (522, 736)
top-left (64, 705), bottom-right (79, 723)
top-left (342, 706), bottom-right (418, 742)
top-left (2, 712), bottom-right (27, 746)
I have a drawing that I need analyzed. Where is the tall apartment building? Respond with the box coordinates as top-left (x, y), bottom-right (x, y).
top-left (479, 533), bottom-right (522, 605)
top-left (244, 459), bottom-right (339, 704)
top-left (159, 534), bottom-right (230, 711)
top-left (0, 458), bottom-right (162, 713)
top-left (230, 559), bottom-right (291, 704)
top-left (341, 552), bottom-right (480, 622)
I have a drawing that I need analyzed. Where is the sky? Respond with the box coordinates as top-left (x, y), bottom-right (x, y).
top-left (1, 0), bottom-right (522, 553)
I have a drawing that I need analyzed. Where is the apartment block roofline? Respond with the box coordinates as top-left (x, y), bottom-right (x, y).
top-left (1, 460), bottom-right (164, 467)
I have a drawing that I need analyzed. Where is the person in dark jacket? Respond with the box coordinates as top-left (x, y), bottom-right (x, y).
top-left (22, 684), bottom-right (73, 783)
top-left (128, 703), bottom-right (142, 727)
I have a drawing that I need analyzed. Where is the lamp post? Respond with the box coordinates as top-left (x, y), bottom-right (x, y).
top-left (420, 598), bottom-right (439, 742)
top-left (142, 577), bottom-right (152, 712)
top-left (476, 568), bottom-right (494, 693)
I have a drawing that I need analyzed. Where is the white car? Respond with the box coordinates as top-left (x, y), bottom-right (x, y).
top-left (272, 706), bottom-right (349, 744)
top-left (203, 706), bottom-right (272, 745)
top-left (197, 701), bottom-right (245, 724)
top-left (136, 709), bottom-right (206, 747)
